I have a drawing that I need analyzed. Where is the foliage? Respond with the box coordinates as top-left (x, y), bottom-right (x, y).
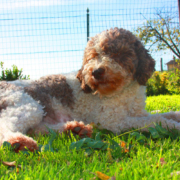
top-left (167, 58), bottom-right (180, 94)
top-left (135, 12), bottom-right (180, 58)
top-left (146, 71), bottom-right (169, 96)
top-left (146, 60), bottom-right (180, 96)
top-left (0, 62), bottom-right (30, 81)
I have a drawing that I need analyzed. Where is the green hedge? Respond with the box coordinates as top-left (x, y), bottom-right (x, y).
top-left (146, 69), bottom-right (180, 96)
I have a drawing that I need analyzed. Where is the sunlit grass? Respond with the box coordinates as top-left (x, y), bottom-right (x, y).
top-left (1, 95), bottom-right (180, 180)
top-left (146, 95), bottom-right (180, 113)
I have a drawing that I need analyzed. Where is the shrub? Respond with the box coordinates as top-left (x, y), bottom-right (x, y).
top-left (146, 71), bottom-right (169, 96)
top-left (0, 62), bottom-right (30, 81)
top-left (167, 61), bottom-right (180, 94)
top-left (146, 59), bottom-right (180, 96)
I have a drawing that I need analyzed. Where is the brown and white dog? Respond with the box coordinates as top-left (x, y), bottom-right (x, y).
top-left (0, 28), bottom-right (180, 152)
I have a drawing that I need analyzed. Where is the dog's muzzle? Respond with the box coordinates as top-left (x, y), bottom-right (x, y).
top-left (92, 68), bottom-right (105, 80)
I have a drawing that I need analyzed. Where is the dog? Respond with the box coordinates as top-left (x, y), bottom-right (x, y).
top-left (1, 27), bottom-right (180, 152)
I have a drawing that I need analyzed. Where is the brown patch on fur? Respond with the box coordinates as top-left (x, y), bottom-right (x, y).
top-left (99, 29), bottom-right (137, 74)
top-left (0, 82), bottom-right (21, 112)
top-left (76, 69), bottom-right (93, 93)
top-left (24, 75), bottom-right (74, 119)
top-left (0, 99), bottom-right (8, 112)
top-left (0, 81), bottom-right (21, 91)
top-left (98, 28), bottom-right (155, 84)
top-left (76, 37), bottom-right (99, 93)
top-left (133, 40), bottom-right (155, 85)
top-left (87, 67), bottom-right (125, 95)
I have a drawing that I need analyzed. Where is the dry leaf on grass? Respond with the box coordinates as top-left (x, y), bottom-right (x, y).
top-left (0, 159), bottom-right (21, 173)
top-left (96, 171), bottom-right (110, 180)
top-left (2, 161), bottom-right (16, 167)
top-left (159, 158), bottom-right (166, 165)
top-left (151, 157), bottom-right (167, 168)
top-left (120, 141), bottom-right (126, 148)
top-left (0, 159), bottom-right (21, 168)
top-left (119, 141), bottom-right (129, 153)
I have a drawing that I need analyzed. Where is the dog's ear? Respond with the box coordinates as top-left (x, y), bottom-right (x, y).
top-left (134, 40), bottom-right (155, 85)
top-left (76, 68), bottom-right (93, 93)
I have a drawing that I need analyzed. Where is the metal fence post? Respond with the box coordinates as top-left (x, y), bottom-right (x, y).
top-left (160, 58), bottom-right (163, 71)
top-left (87, 8), bottom-right (90, 42)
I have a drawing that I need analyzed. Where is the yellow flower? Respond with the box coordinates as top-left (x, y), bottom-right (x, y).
top-left (96, 171), bottom-right (110, 180)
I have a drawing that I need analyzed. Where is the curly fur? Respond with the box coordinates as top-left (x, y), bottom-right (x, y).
top-left (77, 28), bottom-right (155, 94)
top-left (0, 27), bottom-right (180, 151)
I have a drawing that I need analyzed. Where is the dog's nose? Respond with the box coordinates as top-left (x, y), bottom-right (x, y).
top-left (92, 68), bottom-right (105, 80)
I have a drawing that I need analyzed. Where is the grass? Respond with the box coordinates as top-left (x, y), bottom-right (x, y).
top-left (1, 95), bottom-right (180, 180)
top-left (146, 95), bottom-right (180, 113)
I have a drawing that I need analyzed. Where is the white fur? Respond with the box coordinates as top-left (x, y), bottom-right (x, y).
top-left (1, 71), bottom-right (180, 147)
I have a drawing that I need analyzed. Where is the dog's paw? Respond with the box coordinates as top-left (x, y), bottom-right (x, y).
top-left (64, 121), bottom-right (93, 138)
top-left (7, 133), bottom-right (38, 152)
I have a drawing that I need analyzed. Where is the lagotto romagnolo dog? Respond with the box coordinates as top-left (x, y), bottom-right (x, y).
top-left (1, 28), bottom-right (180, 152)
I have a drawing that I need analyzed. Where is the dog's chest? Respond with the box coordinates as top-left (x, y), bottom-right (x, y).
top-left (72, 93), bottom-right (129, 123)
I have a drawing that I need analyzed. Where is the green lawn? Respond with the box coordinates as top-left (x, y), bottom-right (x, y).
top-left (1, 95), bottom-right (180, 180)
top-left (146, 95), bottom-right (180, 113)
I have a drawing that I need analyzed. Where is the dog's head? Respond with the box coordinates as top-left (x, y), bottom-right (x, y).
top-left (77, 27), bottom-right (155, 96)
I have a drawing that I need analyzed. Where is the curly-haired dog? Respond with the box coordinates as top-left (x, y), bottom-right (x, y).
top-left (0, 28), bottom-right (180, 152)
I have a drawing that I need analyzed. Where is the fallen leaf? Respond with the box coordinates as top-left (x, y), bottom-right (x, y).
top-left (124, 149), bottom-right (129, 153)
top-left (120, 141), bottom-right (126, 148)
top-left (1, 160), bottom-right (21, 168)
top-left (160, 158), bottom-right (166, 165)
top-left (2, 161), bottom-right (16, 167)
top-left (119, 141), bottom-right (129, 153)
top-left (96, 171), bottom-right (110, 180)
top-left (16, 167), bottom-right (19, 173)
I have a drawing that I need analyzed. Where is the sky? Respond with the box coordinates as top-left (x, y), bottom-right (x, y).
top-left (0, 0), bottom-right (178, 79)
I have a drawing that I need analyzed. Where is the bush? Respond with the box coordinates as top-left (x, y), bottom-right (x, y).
top-left (168, 67), bottom-right (180, 94)
top-left (0, 62), bottom-right (30, 81)
top-left (146, 60), bottom-right (180, 96)
top-left (146, 71), bottom-right (169, 96)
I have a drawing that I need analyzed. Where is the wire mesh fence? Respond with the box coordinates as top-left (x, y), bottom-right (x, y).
top-left (0, 0), bottom-right (179, 79)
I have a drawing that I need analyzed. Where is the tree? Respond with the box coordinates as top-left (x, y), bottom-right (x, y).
top-left (135, 12), bottom-right (180, 58)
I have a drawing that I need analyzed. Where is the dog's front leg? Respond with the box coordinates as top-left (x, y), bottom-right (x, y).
top-left (27, 120), bottom-right (93, 138)
top-left (0, 95), bottom-right (44, 152)
top-left (2, 131), bottom-right (38, 152)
